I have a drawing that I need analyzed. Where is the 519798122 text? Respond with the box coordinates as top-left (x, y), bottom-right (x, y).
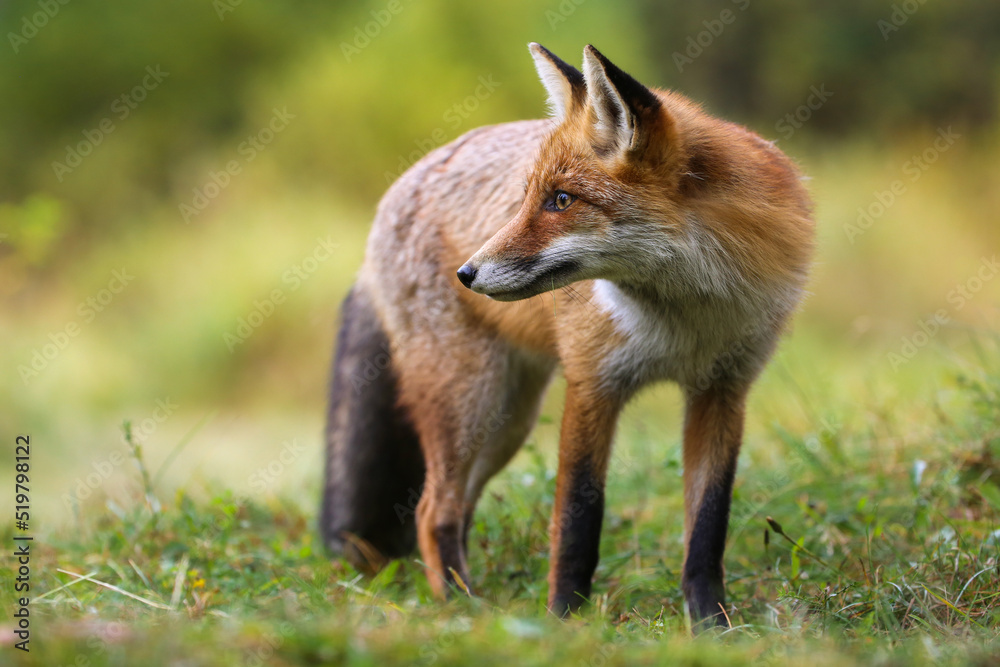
top-left (13, 435), bottom-right (32, 653)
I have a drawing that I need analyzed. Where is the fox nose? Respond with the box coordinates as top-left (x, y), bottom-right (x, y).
top-left (456, 264), bottom-right (477, 288)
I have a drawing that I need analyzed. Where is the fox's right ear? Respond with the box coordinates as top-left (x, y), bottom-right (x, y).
top-left (529, 42), bottom-right (585, 122)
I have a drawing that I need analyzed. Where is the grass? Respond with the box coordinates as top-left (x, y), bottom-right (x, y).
top-left (4, 340), bottom-right (1000, 666)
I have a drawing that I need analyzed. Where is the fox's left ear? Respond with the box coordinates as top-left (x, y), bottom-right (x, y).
top-left (529, 42), bottom-right (586, 122)
top-left (582, 45), bottom-right (666, 156)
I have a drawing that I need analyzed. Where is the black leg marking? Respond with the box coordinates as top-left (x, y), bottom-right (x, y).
top-left (682, 464), bottom-right (736, 630)
top-left (433, 523), bottom-right (470, 593)
top-left (462, 509), bottom-right (474, 553)
top-left (550, 461), bottom-right (605, 616)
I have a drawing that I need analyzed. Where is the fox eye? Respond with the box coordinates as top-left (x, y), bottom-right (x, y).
top-left (550, 190), bottom-right (576, 211)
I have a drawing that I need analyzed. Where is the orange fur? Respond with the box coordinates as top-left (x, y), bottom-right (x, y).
top-left (335, 43), bottom-right (814, 623)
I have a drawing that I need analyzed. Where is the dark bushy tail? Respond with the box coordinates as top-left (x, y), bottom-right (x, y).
top-left (320, 283), bottom-right (425, 571)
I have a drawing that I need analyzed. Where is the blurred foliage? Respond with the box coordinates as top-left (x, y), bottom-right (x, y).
top-left (639, 0), bottom-right (1000, 136)
top-left (0, 194), bottom-right (66, 265)
top-left (0, 0), bottom-right (343, 246)
top-left (1, 0), bottom-right (998, 252)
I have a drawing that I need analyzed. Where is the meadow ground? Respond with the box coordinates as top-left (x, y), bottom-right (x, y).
top-left (3, 140), bottom-right (1000, 665)
top-left (5, 343), bottom-right (1000, 666)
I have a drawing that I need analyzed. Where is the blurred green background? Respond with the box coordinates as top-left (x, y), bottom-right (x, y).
top-left (2, 0), bottom-right (999, 525)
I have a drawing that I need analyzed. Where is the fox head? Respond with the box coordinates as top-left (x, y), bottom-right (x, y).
top-left (457, 43), bottom-right (695, 302)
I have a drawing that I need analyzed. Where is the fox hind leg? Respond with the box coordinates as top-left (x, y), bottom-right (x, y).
top-left (401, 342), bottom-right (553, 598)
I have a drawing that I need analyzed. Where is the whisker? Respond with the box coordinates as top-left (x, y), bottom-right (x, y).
top-left (560, 286), bottom-right (588, 312)
top-left (563, 285), bottom-right (597, 312)
top-left (559, 286), bottom-right (579, 306)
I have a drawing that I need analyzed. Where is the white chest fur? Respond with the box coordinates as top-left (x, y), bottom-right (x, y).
top-left (590, 279), bottom-right (771, 393)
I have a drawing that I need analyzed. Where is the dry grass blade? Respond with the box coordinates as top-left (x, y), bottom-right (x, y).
top-left (56, 569), bottom-right (173, 611)
top-left (170, 554), bottom-right (190, 610)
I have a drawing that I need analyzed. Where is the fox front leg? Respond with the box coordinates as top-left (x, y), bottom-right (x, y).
top-left (546, 383), bottom-right (622, 616)
top-left (680, 384), bottom-right (747, 631)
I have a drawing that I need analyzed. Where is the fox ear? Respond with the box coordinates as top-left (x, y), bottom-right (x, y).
top-left (582, 45), bottom-right (662, 155)
top-left (529, 42), bottom-right (585, 122)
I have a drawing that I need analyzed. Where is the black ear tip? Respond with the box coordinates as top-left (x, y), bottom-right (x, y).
top-left (533, 43), bottom-right (586, 87)
top-left (583, 45), bottom-right (661, 112)
top-left (584, 44), bottom-right (615, 70)
top-left (530, 42), bottom-right (556, 60)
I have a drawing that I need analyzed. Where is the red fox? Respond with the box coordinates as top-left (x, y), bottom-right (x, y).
top-left (321, 43), bottom-right (813, 628)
